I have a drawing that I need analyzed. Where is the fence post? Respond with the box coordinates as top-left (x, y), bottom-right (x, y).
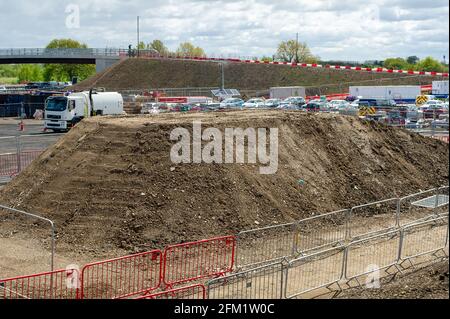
top-left (15, 135), bottom-right (22, 174)
top-left (345, 209), bottom-right (352, 241)
top-left (396, 198), bottom-right (401, 227)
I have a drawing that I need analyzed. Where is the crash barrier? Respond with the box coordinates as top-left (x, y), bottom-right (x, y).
top-left (0, 269), bottom-right (79, 299)
top-left (163, 236), bottom-right (236, 287)
top-left (135, 284), bottom-right (206, 300)
top-left (207, 262), bottom-right (284, 299)
top-left (80, 250), bottom-right (163, 300)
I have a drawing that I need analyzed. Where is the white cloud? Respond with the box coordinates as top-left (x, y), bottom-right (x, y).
top-left (0, 0), bottom-right (448, 61)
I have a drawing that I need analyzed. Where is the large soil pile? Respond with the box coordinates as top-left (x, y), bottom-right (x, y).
top-left (72, 59), bottom-right (443, 95)
top-left (0, 111), bottom-right (448, 258)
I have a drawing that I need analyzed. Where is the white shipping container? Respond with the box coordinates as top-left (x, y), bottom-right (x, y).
top-left (349, 86), bottom-right (421, 100)
top-left (432, 81), bottom-right (449, 95)
top-left (270, 87), bottom-right (306, 100)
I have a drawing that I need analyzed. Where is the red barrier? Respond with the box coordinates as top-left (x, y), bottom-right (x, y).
top-left (432, 135), bottom-right (450, 143)
top-left (0, 150), bottom-right (43, 177)
top-left (134, 284), bottom-right (206, 300)
top-left (0, 269), bottom-right (79, 299)
top-left (80, 250), bottom-right (162, 299)
top-left (163, 236), bottom-right (236, 288)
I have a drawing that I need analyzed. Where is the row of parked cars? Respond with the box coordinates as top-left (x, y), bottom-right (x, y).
top-left (219, 97), bottom-right (354, 111)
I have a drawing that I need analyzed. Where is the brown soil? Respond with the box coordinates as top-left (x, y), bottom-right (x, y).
top-left (0, 111), bottom-right (448, 265)
top-left (72, 58), bottom-right (443, 95)
top-left (338, 261), bottom-right (449, 299)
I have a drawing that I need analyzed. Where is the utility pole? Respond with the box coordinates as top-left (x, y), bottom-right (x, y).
top-left (220, 63), bottom-right (225, 90)
top-left (137, 16), bottom-right (140, 57)
top-left (295, 32), bottom-right (299, 63)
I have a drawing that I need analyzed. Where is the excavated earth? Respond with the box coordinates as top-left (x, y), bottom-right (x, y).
top-left (0, 110), bottom-right (449, 265)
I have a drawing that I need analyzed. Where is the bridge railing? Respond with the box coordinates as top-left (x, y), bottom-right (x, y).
top-left (0, 48), bottom-right (157, 58)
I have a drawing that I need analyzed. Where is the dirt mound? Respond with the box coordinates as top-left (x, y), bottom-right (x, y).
top-left (0, 111), bottom-right (448, 259)
top-left (339, 261), bottom-right (449, 299)
top-left (72, 58), bottom-right (443, 95)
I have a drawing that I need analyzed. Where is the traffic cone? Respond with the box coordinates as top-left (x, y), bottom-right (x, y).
top-left (18, 120), bottom-right (25, 132)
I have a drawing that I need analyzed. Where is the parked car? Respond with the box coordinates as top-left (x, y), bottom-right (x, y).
top-left (279, 97), bottom-right (306, 109)
top-left (327, 100), bottom-right (350, 111)
top-left (220, 98), bottom-right (245, 109)
top-left (243, 98), bottom-right (266, 108)
top-left (264, 99), bottom-right (282, 108)
top-left (0, 85), bottom-right (6, 92)
top-left (303, 101), bottom-right (323, 112)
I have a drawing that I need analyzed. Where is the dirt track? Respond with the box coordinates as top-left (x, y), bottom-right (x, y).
top-left (0, 110), bottom-right (448, 277)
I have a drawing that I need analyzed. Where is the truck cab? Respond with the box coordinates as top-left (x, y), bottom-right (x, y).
top-left (44, 95), bottom-right (87, 132)
top-left (44, 91), bottom-right (124, 132)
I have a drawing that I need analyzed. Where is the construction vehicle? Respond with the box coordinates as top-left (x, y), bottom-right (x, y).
top-left (44, 89), bottom-right (124, 132)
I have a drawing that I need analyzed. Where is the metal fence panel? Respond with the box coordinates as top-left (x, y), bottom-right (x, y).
top-left (0, 269), bottom-right (79, 299)
top-left (296, 210), bottom-right (349, 255)
top-left (236, 223), bottom-right (297, 269)
top-left (348, 198), bottom-right (399, 239)
top-left (80, 250), bottom-right (162, 300)
top-left (397, 188), bottom-right (447, 226)
top-left (400, 216), bottom-right (448, 261)
top-left (135, 285), bottom-right (206, 300)
top-left (285, 246), bottom-right (345, 299)
top-left (207, 262), bottom-right (284, 299)
top-left (163, 236), bottom-right (236, 287)
top-left (345, 230), bottom-right (401, 280)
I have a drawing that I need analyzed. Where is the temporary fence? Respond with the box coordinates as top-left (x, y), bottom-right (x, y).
top-left (399, 216), bottom-right (449, 265)
top-left (135, 284), bottom-right (206, 300)
top-left (0, 204), bottom-right (55, 272)
top-left (0, 134), bottom-right (63, 177)
top-left (207, 262), bottom-right (284, 299)
top-left (285, 246), bottom-right (345, 298)
top-left (344, 230), bottom-right (402, 282)
top-left (163, 236), bottom-right (236, 288)
top-left (80, 250), bottom-right (162, 300)
top-left (1, 187), bottom-right (448, 299)
top-left (236, 223), bottom-right (297, 269)
top-left (0, 269), bottom-right (79, 299)
top-left (295, 209), bottom-right (349, 255)
top-left (347, 198), bottom-right (399, 240)
top-left (398, 188), bottom-right (449, 226)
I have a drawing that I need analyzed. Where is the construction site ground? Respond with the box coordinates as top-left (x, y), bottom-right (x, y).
top-left (0, 110), bottom-right (448, 300)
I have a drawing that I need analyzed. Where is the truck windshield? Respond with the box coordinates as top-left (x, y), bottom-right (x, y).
top-left (46, 97), bottom-right (67, 112)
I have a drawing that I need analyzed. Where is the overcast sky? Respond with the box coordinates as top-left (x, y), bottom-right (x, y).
top-left (0, 0), bottom-right (448, 62)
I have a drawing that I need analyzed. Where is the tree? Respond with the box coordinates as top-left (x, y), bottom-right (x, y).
top-left (276, 40), bottom-right (318, 63)
top-left (176, 42), bottom-right (206, 57)
top-left (137, 42), bottom-right (146, 50)
top-left (17, 65), bottom-right (43, 83)
top-left (43, 39), bottom-right (96, 82)
top-left (416, 56), bottom-right (445, 72)
top-left (148, 40), bottom-right (169, 56)
top-left (406, 56), bottom-right (420, 65)
top-left (383, 57), bottom-right (410, 70)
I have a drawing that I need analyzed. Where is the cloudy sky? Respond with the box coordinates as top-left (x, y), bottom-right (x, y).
top-left (0, 0), bottom-right (448, 62)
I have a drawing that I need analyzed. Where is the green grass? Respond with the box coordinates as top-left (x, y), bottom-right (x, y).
top-left (0, 77), bottom-right (18, 85)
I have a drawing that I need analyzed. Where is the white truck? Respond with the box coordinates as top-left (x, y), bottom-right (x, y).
top-left (432, 81), bottom-right (449, 96)
top-left (44, 90), bottom-right (124, 132)
top-left (349, 86), bottom-right (421, 104)
top-left (270, 87), bottom-right (306, 100)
